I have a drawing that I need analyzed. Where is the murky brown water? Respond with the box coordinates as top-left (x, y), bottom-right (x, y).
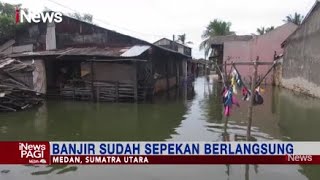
top-left (0, 76), bottom-right (320, 180)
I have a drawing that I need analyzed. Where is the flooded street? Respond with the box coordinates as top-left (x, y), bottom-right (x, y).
top-left (0, 76), bottom-right (320, 180)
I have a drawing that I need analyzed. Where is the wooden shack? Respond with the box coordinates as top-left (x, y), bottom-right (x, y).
top-left (0, 15), bottom-right (191, 102)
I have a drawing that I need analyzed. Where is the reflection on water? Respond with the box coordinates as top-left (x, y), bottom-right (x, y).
top-left (30, 165), bottom-right (77, 175)
top-left (0, 76), bottom-right (320, 179)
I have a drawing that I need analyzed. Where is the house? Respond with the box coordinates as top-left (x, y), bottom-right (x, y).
top-left (0, 14), bottom-right (190, 102)
top-left (154, 38), bottom-right (198, 82)
top-left (209, 22), bottom-right (297, 84)
top-left (281, 0), bottom-right (320, 98)
top-left (153, 38), bottom-right (192, 57)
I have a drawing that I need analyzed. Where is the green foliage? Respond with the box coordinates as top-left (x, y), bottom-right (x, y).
top-left (0, 1), bottom-right (18, 16)
top-left (256, 26), bottom-right (274, 35)
top-left (176, 33), bottom-right (192, 45)
top-left (200, 19), bottom-right (235, 58)
top-left (265, 26), bottom-right (274, 33)
top-left (284, 12), bottom-right (304, 25)
top-left (256, 27), bottom-right (265, 35)
top-left (177, 34), bottom-right (186, 44)
top-left (0, 1), bottom-right (28, 44)
top-left (69, 12), bottom-right (93, 23)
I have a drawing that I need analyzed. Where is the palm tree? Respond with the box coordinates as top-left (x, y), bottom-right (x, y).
top-left (177, 34), bottom-right (186, 44)
top-left (176, 33), bottom-right (193, 45)
top-left (257, 26), bottom-right (274, 35)
top-left (256, 27), bottom-right (265, 35)
top-left (265, 26), bottom-right (274, 33)
top-left (199, 19), bottom-right (235, 59)
top-left (283, 12), bottom-right (304, 25)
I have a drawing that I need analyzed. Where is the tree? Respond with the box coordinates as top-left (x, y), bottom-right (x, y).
top-left (265, 26), bottom-right (274, 33)
top-left (176, 33), bottom-right (192, 45)
top-left (199, 19), bottom-right (235, 58)
top-left (256, 26), bottom-right (274, 35)
top-left (0, 2), bottom-right (27, 44)
top-left (256, 27), bottom-right (265, 35)
top-left (69, 12), bottom-right (93, 23)
top-left (283, 12), bottom-right (304, 25)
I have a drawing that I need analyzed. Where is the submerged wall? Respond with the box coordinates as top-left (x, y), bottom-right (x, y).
top-left (282, 4), bottom-right (320, 97)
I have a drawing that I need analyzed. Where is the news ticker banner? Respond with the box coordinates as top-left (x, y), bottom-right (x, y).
top-left (1, 141), bottom-right (320, 165)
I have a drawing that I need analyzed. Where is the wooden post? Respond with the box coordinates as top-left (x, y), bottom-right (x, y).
top-left (134, 62), bottom-right (138, 102)
top-left (73, 86), bottom-right (75, 99)
top-left (224, 117), bottom-right (229, 134)
top-left (246, 57), bottom-right (258, 141)
top-left (245, 164), bottom-right (250, 180)
top-left (224, 61), bottom-right (227, 82)
top-left (96, 86), bottom-right (100, 102)
top-left (90, 60), bottom-right (95, 101)
top-left (176, 61), bottom-right (179, 87)
top-left (115, 81), bottom-right (119, 102)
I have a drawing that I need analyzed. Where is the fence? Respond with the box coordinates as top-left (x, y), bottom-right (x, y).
top-left (59, 80), bottom-right (145, 102)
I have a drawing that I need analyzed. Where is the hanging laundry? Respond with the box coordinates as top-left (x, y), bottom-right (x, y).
top-left (257, 86), bottom-right (265, 94)
top-left (223, 87), bottom-right (240, 117)
top-left (242, 87), bottom-right (250, 101)
top-left (221, 86), bottom-right (228, 103)
top-left (230, 76), bottom-right (237, 94)
top-left (236, 76), bottom-right (242, 87)
top-left (253, 87), bottom-right (264, 105)
top-left (232, 69), bottom-right (243, 88)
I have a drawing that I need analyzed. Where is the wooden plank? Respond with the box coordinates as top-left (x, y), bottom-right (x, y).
top-left (12, 44), bottom-right (33, 53)
top-left (96, 86), bottom-right (100, 102)
top-left (0, 40), bottom-right (15, 52)
top-left (115, 81), bottom-right (119, 102)
top-left (133, 63), bottom-right (138, 101)
top-left (246, 57), bottom-right (258, 141)
top-left (90, 61), bottom-right (95, 102)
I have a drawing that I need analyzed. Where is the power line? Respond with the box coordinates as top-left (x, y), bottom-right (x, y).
top-left (45, 0), bottom-right (166, 39)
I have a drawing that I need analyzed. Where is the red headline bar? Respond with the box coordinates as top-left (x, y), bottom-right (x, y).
top-left (0, 142), bottom-right (318, 165)
top-left (0, 142), bottom-right (50, 164)
top-left (50, 155), bottom-right (318, 165)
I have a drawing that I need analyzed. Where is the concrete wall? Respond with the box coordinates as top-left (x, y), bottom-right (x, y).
top-left (224, 40), bottom-right (252, 83)
top-left (250, 23), bottom-right (297, 83)
top-left (223, 23), bottom-right (297, 84)
top-left (282, 4), bottom-right (320, 97)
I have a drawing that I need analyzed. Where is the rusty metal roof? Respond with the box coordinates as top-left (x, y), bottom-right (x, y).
top-left (9, 46), bottom-right (149, 59)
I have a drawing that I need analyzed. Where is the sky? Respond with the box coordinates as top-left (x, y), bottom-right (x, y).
top-left (2, 0), bottom-right (317, 58)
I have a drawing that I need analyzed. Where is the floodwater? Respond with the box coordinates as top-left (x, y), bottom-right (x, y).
top-left (0, 76), bottom-right (320, 180)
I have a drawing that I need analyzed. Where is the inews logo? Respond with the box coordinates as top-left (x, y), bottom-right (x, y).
top-left (15, 8), bottom-right (63, 24)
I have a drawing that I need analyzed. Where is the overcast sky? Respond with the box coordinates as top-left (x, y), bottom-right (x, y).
top-left (3, 0), bottom-right (316, 58)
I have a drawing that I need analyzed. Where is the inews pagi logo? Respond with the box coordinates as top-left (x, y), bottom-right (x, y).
top-left (19, 143), bottom-right (47, 164)
top-left (15, 8), bottom-right (63, 24)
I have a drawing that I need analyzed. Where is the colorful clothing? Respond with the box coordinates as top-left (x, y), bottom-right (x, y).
top-left (223, 87), bottom-right (240, 117)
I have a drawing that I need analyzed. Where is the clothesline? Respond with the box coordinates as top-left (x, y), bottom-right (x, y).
top-left (219, 61), bottom-right (276, 117)
top-left (214, 58), bottom-right (282, 141)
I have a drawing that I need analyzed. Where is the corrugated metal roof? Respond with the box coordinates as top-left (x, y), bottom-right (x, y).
top-left (154, 38), bottom-right (192, 49)
top-left (9, 46), bottom-right (143, 58)
top-left (8, 44), bottom-right (191, 60)
top-left (120, 45), bottom-right (150, 57)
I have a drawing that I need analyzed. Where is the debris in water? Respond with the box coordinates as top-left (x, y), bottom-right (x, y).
top-left (0, 58), bottom-right (44, 112)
